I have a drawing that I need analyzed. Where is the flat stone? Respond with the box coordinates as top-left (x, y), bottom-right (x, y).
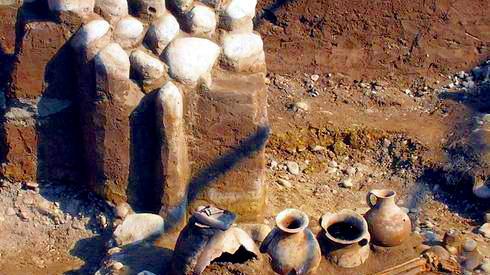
top-left (478, 223), bottom-right (490, 238)
top-left (144, 12), bottom-right (180, 55)
top-left (286, 161), bottom-right (300, 175)
top-left (165, 37), bottom-right (220, 85)
top-left (113, 213), bottom-right (165, 246)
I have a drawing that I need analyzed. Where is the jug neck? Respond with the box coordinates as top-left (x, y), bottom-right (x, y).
top-left (375, 196), bottom-right (396, 208)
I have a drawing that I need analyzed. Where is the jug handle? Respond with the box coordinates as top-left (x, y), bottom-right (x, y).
top-left (366, 191), bottom-right (377, 208)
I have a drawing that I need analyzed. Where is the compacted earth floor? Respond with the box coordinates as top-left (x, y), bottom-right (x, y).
top-left (1, 0), bottom-right (490, 274)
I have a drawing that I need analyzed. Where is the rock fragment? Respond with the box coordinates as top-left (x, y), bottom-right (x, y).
top-left (286, 161), bottom-right (300, 175)
top-left (478, 223), bottom-right (490, 238)
top-left (113, 213), bottom-right (165, 246)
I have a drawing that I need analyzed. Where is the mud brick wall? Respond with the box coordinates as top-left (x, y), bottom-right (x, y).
top-left (0, 0), bottom-right (269, 227)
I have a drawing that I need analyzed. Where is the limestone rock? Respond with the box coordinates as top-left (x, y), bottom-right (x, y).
top-left (479, 223), bottom-right (490, 238)
top-left (144, 12), bottom-right (180, 55)
top-left (95, 43), bottom-right (131, 79)
top-left (222, 32), bottom-right (265, 72)
top-left (48, 0), bottom-right (95, 14)
top-left (129, 0), bottom-right (166, 21)
top-left (156, 82), bottom-right (190, 232)
top-left (114, 16), bottom-right (145, 49)
top-left (187, 4), bottom-right (216, 36)
top-left (113, 213), bottom-right (165, 245)
top-left (130, 49), bottom-right (168, 91)
top-left (286, 161), bottom-right (300, 175)
top-left (94, 0), bottom-right (128, 23)
top-left (165, 37), bottom-right (220, 85)
top-left (71, 19), bottom-right (111, 55)
top-left (220, 0), bottom-right (256, 32)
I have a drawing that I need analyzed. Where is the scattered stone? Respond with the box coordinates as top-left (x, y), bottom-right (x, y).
top-left (310, 74), bottom-right (320, 82)
top-left (165, 37), bottom-right (220, 85)
top-left (277, 179), bottom-right (292, 188)
top-left (269, 159), bottom-right (278, 170)
top-left (293, 101), bottom-right (309, 112)
top-left (464, 239), bottom-right (477, 252)
top-left (310, 145), bottom-right (325, 152)
top-left (23, 181), bottom-right (39, 190)
top-left (286, 161), bottom-right (300, 175)
top-left (345, 167), bottom-right (356, 177)
top-left (481, 262), bottom-right (490, 273)
top-left (484, 212), bottom-right (490, 223)
top-left (328, 160), bottom-right (338, 168)
top-left (340, 177), bottom-right (353, 188)
top-left (427, 245), bottom-right (450, 261)
top-left (478, 223), bottom-right (490, 238)
top-left (113, 213), bottom-right (165, 246)
top-left (115, 202), bottom-right (132, 219)
top-left (145, 13), bottom-right (180, 55)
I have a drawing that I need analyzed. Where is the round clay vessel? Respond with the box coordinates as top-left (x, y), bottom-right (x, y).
top-left (364, 189), bottom-right (411, 247)
top-left (320, 210), bottom-right (370, 268)
top-left (260, 208), bottom-right (321, 275)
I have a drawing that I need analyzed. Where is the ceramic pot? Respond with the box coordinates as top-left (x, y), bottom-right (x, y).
top-left (320, 210), bottom-right (370, 268)
top-left (260, 209), bottom-right (321, 275)
top-left (364, 189), bottom-right (411, 247)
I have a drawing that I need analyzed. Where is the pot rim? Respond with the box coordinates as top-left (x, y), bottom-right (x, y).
top-left (275, 208), bottom-right (309, 234)
top-left (370, 189), bottom-right (396, 199)
top-left (321, 209), bottom-right (369, 245)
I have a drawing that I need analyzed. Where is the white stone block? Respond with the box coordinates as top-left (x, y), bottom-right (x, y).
top-left (165, 37), bottom-right (220, 85)
top-left (114, 16), bottom-right (145, 49)
top-left (144, 13), bottom-right (180, 55)
top-left (222, 32), bottom-right (265, 72)
top-left (71, 19), bottom-right (111, 51)
top-left (188, 4), bottom-right (216, 36)
top-left (48, 0), bottom-right (95, 14)
top-left (94, 0), bottom-right (128, 22)
top-left (95, 42), bottom-right (131, 79)
top-left (130, 49), bottom-right (166, 84)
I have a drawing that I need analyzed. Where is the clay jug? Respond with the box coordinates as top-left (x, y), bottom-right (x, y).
top-left (320, 210), bottom-right (370, 268)
top-left (364, 189), bottom-right (411, 247)
top-left (260, 208), bottom-right (321, 275)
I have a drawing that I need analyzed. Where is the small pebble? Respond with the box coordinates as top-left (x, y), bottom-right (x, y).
top-left (293, 101), bottom-right (309, 112)
top-left (340, 178), bottom-right (353, 188)
top-left (286, 161), bottom-right (300, 175)
top-left (345, 167), bottom-right (356, 176)
top-left (485, 212), bottom-right (490, 223)
top-left (277, 179), bottom-right (292, 188)
top-left (328, 160), bottom-right (338, 168)
top-left (310, 74), bottom-right (320, 82)
top-left (481, 262), bottom-right (490, 273)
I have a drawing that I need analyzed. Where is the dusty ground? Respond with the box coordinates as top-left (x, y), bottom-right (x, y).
top-left (1, 0), bottom-right (490, 274)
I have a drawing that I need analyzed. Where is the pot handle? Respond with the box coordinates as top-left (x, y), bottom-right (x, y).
top-left (366, 190), bottom-right (377, 208)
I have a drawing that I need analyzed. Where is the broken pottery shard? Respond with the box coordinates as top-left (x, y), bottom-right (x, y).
top-left (220, 0), bottom-right (256, 32)
top-left (144, 12), bottom-right (180, 55)
top-left (172, 206), bottom-right (259, 275)
top-left (114, 16), bottom-right (145, 49)
top-left (113, 213), bottom-right (165, 246)
top-left (222, 32), bottom-right (265, 72)
top-left (48, 0), bottom-right (95, 14)
top-left (129, 0), bottom-right (166, 21)
top-left (188, 4), bottom-right (216, 36)
top-left (130, 49), bottom-right (167, 91)
top-left (71, 19), bottom-right (111, 53)
top-left (95, 0), bottom-right (129, 23)
top-left (95, 43), bottom-right (130, 79)
top-left (156, 82), bottom-right (190, 232)
top-left (165, 37), bottom-right (220, 85)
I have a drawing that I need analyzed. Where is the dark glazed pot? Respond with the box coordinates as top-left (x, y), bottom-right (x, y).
top-left (260, 209), bottom-right (321, 275)
top-left (364, 189), bottom-right (411, 247)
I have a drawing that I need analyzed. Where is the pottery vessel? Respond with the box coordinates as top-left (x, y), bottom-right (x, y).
top-left (320, 210), bottom-right (370, 268)
top-left (172, 206), bottom-right (259, 275)
top-left (260, 209), bottom-right (321, 275)
top-left (364, 189), bottom-right (411, 247)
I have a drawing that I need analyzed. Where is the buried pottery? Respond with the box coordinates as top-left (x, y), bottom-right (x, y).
top-left (320, 210), bottom-right (370, 268)
top-left (364, 189), bottom-right (412, 247)
top-left (260, 208), bottom-right (321, 275)
top-left (172, 206), bottom-right (259, 275)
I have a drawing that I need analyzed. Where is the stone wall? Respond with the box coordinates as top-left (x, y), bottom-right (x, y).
top-left (0, 0), bottom-right (268, 228)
